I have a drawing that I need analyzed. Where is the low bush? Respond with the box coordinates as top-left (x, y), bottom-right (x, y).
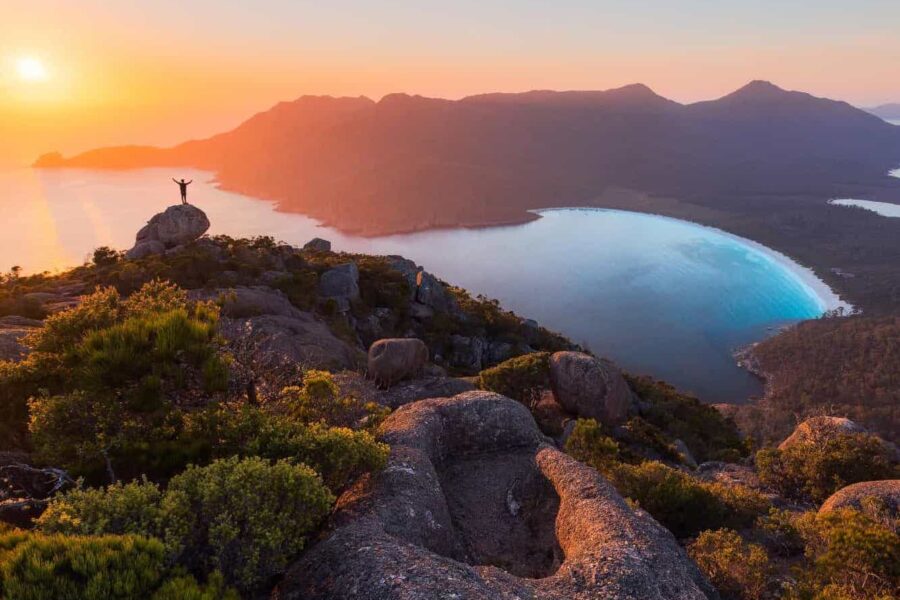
top-left (0, 532), bottom-right (166, 600)
top-left (184, 403), bottom-right (389, 492)
top-left (564, 418), bottom-right (620, 469)
top-left (687, 528), bottom-right (774, 600)
top-left (790, 508), bottom-right (900, 599)
top-left (282, 370), bottom-right (390, 430)
top-left (164, 456), bottom-right (334, 592)
top-left (150, 572), bottom-right (240, 600)
top-left (567, 454), bottom-right (769, 538)
top-left (39, 456), bottom-right (335, 594)
top-left (478, 351), bottom-right (550, 406)
top-left (756, 432), bottom-right (897, 504)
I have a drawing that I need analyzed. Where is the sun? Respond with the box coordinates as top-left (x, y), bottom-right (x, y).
top-left (16, 57), bottom-right (48, 82)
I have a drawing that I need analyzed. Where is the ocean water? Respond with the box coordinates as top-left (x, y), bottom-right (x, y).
top-left (0, 167), bottom-right (843, 402)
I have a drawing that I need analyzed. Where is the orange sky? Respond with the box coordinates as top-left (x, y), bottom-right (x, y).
top-left (2, 0), bottom-right (899, 167)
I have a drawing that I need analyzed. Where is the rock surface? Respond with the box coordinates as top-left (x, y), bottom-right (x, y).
top-left (549, 351), bottom-right (635, 425)
top-left (336, 372), bottom-right (477, 409)
top-left (278, 391), bottom-right (716, 599)
top-left (819, 480), bottom-right (900, 518)
top-left (318, 262), bottom-right (360, 311)
top-left (190, 287), bottom-right (361, 370)
top-left (126, 204), bottom-right (210, 259)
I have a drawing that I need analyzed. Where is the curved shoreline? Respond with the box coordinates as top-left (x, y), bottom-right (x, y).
top-left (530, 207), bottom-right (852, 315)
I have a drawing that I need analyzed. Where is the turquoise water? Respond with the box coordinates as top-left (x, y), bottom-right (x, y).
top-left (0, 167), bottom-right (842, 402)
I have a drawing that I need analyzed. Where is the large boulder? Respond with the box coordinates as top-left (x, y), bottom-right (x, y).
top-left (126, 204), bottom-right (210, 259)
top-left (819, 480), bottom-right (900, 519)
top-left (367, 338), bottom-right (429, 388)
top-left (549, 351), bottom-right (635, 425)
top-left (303, 238), bottom-right (332, 252)
top-left (318, 262), bottom-right (360, 311)
top-left (448, 334), bottom-right (487, 371)
top-left (278, 391), bottom-right (715, 599)
top-left (778, 416), bottom-right (868, 451)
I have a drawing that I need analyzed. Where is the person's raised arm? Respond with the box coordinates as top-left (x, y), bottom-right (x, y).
top-left (172, 178), bottom-right (179, 184)
top-left (186, 180), bottom-right (193, 185)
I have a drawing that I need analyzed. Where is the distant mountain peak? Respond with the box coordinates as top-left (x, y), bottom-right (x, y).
top-left (727, 80), bottom-right (788, 100)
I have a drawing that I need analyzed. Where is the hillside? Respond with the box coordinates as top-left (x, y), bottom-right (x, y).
top-left (34, 81), bottom-right (900, 313)
top-left (2, 206), bottom-right (898, 599)
top-left (740, 314), bottom-right (900, 444)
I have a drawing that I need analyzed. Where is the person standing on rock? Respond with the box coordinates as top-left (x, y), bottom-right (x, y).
top-left (172, 178), bottom-right (193, 204)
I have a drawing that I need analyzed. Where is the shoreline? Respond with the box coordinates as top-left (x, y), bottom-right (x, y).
top-left (530, 207), bottom-right (852, 315)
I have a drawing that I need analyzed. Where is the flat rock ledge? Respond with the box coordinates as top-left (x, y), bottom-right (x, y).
top-left (277, 391), bottom-right (716, 600)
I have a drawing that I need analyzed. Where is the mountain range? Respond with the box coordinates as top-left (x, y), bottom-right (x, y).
top-left (867, 103), bottom-right (900, 119)
top-left (35, 81), bottom-right (900, 312)
top-left (36, 81), bottom-right (900, 235)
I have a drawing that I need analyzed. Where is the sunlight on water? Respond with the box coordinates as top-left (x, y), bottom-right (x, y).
top-left (0, 167), bottom-right (843, 402)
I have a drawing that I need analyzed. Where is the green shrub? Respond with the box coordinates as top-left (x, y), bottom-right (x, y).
top-left (37, 457), bottom-right (335, 594)
top-left (626, 375), bottom-right (747, 462)
top-left (185, 404), bottom-right (389, 492)
top-left (0, 533), bottom-right (166, 600)
top-left (478, 351), bottom-right (550, 406)
top-left (150, 572), bottom-right (239, 600)
top-left (281, 370), bottom-right (389, 430)
top-left (92, 246), bottom-right (123, 267)
top-left (564, 418), bottom-right (620, 469)
top-left (163, 456), bottom-right (334, 592)
top-left (606, 461), bottom-right (768, 538)
top-left (790, 508), bottom-right (900, 599)
top-left (37, 479), bottom-right (165, 539)
top-left (756, 508), bottom-right (806, 556)
top-left (27, 286), bottom-right (122, 354)
top-left (687, 529), bottom-right (774, 600)
top-left (756, 433), bottom-right (897, 503)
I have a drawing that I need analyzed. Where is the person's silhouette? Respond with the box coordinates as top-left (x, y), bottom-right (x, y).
top-left (173, 178), bottom-right (192, 204)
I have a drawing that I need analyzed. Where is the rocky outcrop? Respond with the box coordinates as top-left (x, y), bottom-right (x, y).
top-left (126, 204), bottom-right (210, 259)
top-left (318, 262), bottom-right (359, 311)
top-left (0, 316), bottom-right (42, 362)
top-left (367, 338), bottom-right (429, 389)
top-left (191, 287), bottom-right (360, 370)
top-left (778, 416), bottom-right (868, 450)
top-left (0, 453), bottom-right (73, 528)
top-left (303, 238), bottom-right (332, 252)
top-left (386, 256), bottom-right (457, 313)
top-left (549, 351), bottom-right (635, 425)
top-left (278, 391), bottom-right (716, 600)
top-left (819, 480), bottom-right (900, 518)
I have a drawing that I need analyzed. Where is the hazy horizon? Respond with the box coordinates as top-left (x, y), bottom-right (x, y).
top-left (2, 0), bottom-right (899, 167)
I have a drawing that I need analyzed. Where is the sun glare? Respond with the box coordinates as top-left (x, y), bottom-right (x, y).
top-left (16, 57), bottom-right (48, 82)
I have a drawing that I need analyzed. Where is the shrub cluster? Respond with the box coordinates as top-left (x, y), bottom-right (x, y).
top-left (756, 432), bottom-right (897, 504)
top-left (38, 456), bottom-right (334, 593)
top-left (477, 351), bottom-right (551, 406)
top-left (565, 419), bottom-right (768, 538)
top-left (281, 369), bottom-right (389, 431)
top-left (687, 528), bottom-right (774, 600)
top-left (0, 529), bottom-right (237, 600)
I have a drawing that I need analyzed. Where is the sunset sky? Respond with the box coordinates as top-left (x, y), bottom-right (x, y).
top-left (2, 0), bottom-right (898, 167)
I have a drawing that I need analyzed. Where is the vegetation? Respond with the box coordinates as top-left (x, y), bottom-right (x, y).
top-left (37, 457), bottom-right (334, 592)
top-left (626, 375), bottom-right (747, 462)
top-left (751, 315), bottom-right (900, 444)
top-left (281, 369), bottom-right (389, 431)
top-left (0, 529), bottom-right (237, 600)
top-left (565, 419), bottom-right (768, 538)
top-left (688, 529), bottom-right (774, 600)
top-left (756, 432), bottom-right (897, 503)
top-left (478, 351), bottom-right (550, 406)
